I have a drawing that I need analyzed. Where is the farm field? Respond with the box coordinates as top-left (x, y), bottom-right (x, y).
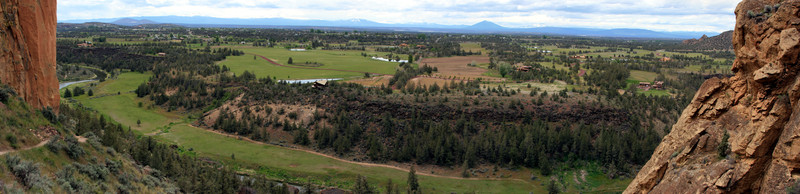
top-left (460, 42), bottom-right (486, 54)
top-left (629, 70), bottom-right (658, 82)
top-left (219, 47), bottom-right (401, 80)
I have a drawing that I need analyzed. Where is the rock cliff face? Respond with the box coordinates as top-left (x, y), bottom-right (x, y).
top-left (0, 0), bottom-right (59, 109)
top-left (626, 0), bottom-right (800, 193)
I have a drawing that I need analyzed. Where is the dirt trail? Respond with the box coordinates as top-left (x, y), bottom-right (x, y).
top-left (250, 53), bottom-right (391, 76)
top-left (187, 124), bottom-right (528, 183)
top-left (0, 139), bottom-right (51, 156)
top-left (0, 135), bottom-right (89, 156)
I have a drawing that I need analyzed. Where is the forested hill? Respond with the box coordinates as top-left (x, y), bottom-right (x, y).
top-left (681, 30), bottom-right (734, 50)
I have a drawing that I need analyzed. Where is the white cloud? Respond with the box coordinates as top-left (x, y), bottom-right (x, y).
top-left (57, 0), bottom-right (740, 33)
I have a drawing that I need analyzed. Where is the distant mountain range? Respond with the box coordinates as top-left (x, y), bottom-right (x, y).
top-left (59, 16), bottom-right (724, 39)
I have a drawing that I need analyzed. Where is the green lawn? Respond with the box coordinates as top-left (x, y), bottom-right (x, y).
top-left (219, 47), bottom-right (400, 80)
top-left (460, 42), bottom-right (486, 54)
top-left (629, 70), bottom-right (658, 82)
top-left (96, 72), bottom-right (152, 95)
top-left (637, 89), bottom-right (671, 97)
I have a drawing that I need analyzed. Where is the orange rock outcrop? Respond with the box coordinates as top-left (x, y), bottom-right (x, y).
top-left (0, 0), bottom-right (59, 109)
top-left (626, 0), bottom-right (800, 193)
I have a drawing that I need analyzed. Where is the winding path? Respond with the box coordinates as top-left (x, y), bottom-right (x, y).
top-left (188, 124), bottom-right (528, 183)
top-left (0, 139), bottom-right (51, 156)
top-left (0, 136), bottom-right (87, 156)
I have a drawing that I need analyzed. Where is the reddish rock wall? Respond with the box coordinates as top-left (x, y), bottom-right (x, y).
top-left (0, 0), bottom-right (59, 109)
top-left (626, 0), bottom-right (800, 193)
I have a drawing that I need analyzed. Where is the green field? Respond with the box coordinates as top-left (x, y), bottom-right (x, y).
top-left (219, 47), bottom-right (401, 80)
top-left (460, 42), bottom-right (486, 54)
top-left (96, 72), bottom-right (152, 94)
top-left (629, 70), bottom-right (658, 82)
top-left (62, 72), bottom-right (174, 134)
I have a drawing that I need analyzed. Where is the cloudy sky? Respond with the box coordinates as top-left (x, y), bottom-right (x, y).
top-left (59, 0), bottom-right (739, 33)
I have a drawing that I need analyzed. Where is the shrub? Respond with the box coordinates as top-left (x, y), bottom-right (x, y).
top-left (6, 135), bottom-right (18, 149)
top-left (56, 164), bottom-right (92, 193)
top-left (5, 155), bottom-right (53, 192)
top-left (105, 159), bottom-right (121, 174)
top-left (718, 132), bottom-right (730, 158)
top-left (41, 107), bottom-right (58, 124)
top-left (64, 136), bottom-right (86, 159)
top-left (75, 162), bottom-right (109, 181)
top-left (787, 179), bottom-right (800, 194)
top-left (0, 84), bottom-right (16, 103)
top-left (45, 136), bottom-right (65, 153)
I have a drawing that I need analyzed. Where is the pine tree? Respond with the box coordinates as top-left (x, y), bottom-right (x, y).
top-left (288, 57), bottom-right (293, 64)
top-left (408, 166), bottom-right (419, 193)
top-left (88, 89), bottom-right (94, 96)
top-left (353, 175), bottom-right (374, 194)
top-left (64, 88), bottom-right (73, 98)
top-left (462, 160), bottom-right (470, 178)
top-left (547, 180), bottom-right (560, 194)
top-left (385, 179), bottom-right (395, 194)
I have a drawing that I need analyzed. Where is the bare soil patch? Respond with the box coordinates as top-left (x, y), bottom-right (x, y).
top-left (419, 56), bottom-right (505, 82)
top-left (347, 75), bottom-right (392, 87)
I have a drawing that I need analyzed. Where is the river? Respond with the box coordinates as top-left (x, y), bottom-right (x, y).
top-left (59, 79), bottom-right (95, 89)
top-left (279, 78), bottom-right (341, 84)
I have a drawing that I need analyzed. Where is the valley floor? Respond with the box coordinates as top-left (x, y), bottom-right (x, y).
top-left (60, 71), bottom-right (631, 193)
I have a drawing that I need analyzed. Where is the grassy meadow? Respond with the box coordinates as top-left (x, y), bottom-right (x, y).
top-left (219, 47), bottom-right (402, 80)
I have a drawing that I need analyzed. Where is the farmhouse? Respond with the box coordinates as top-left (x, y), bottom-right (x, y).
top-left (157, 52), bottom-right (167, 57)
top-left (637, 82), bottom-right (651, 90)
top-left (516, 66), bottom-right (532, 72)
top-left (652, 81), bottom-right (664, 90)
top-left (660, 57), bottom-right (672, 62)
